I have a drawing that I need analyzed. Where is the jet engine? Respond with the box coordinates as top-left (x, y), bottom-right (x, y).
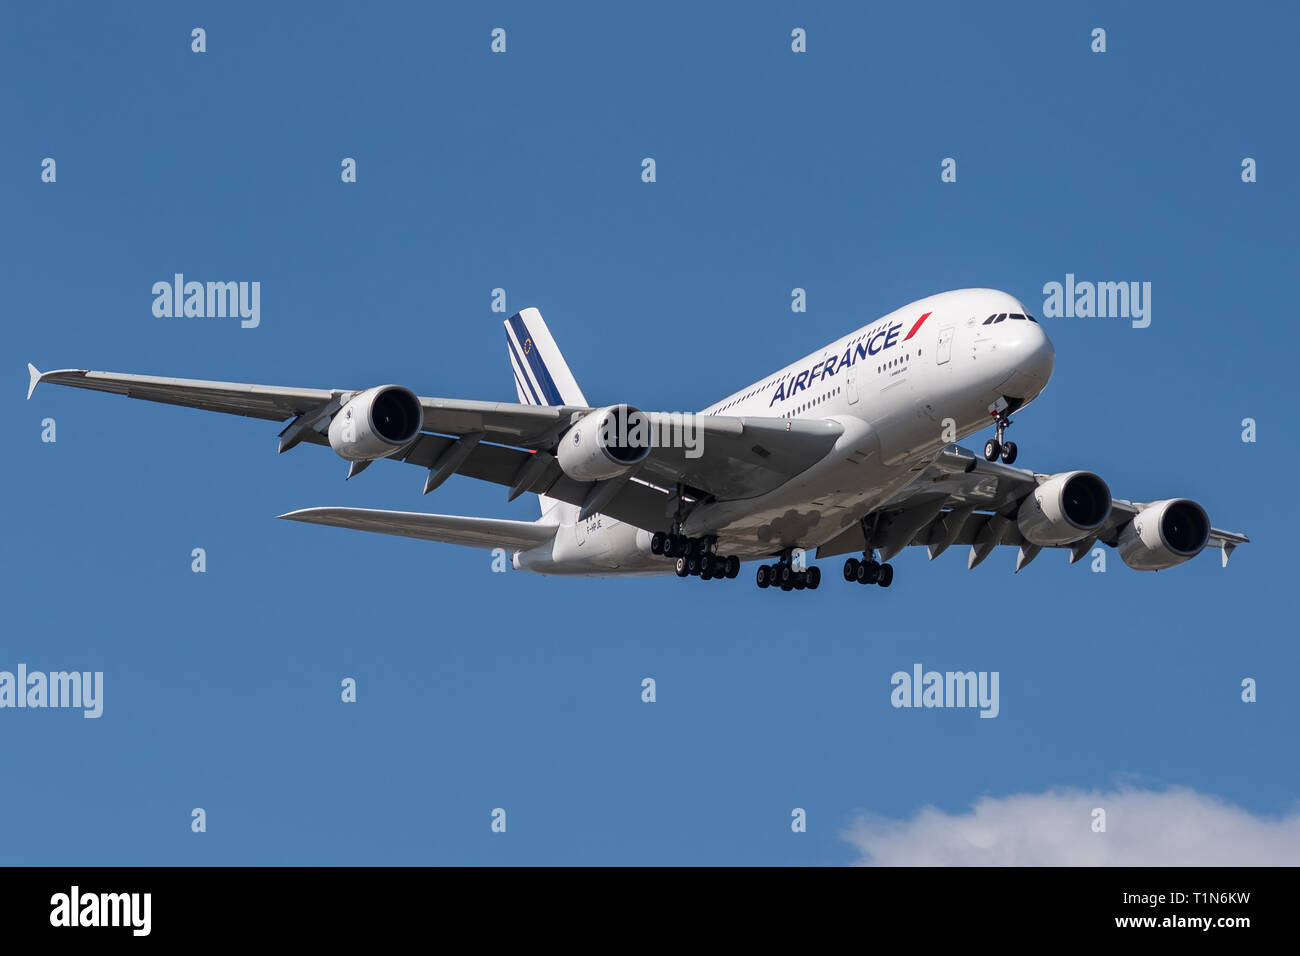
top-left (327, 385), bottom-right (423, 461)
top-left (556, 404), bottom-right (652, 481)
top-left (1016, 470), bottom-right (1112, 546)
top-left (1118, 499), bottom-right (1210, 570)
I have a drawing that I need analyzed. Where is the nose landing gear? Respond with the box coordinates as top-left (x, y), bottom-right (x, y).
top-left (983, 406), bottom-right (1018, 464)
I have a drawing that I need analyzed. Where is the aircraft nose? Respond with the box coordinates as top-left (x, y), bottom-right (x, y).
top-left (998, 321), bottom-right (1055, 401)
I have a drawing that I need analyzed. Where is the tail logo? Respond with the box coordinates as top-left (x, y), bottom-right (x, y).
top-left (523, 337), bottom-right (533, 354)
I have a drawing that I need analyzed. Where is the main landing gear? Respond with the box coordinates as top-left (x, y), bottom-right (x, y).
top-left (983, 408), bottom-right (1018, 464)
top-left (843, 551), bottom-right (894, 588)
top-left (755, 550), bottom-right (821, 592)
top-left (652, 532), bottom-right (740, 580)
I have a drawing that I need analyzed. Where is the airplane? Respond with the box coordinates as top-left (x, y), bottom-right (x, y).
top-left (26, 288), bottom-right (1248, 590)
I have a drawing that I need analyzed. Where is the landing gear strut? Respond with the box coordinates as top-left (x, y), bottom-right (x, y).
top-left (983, 407), bottom-right (1018, 464)
top-left (839, 514), bottom-right (894, 588)
top-left (755, 549), bottom-right (820, 592)
top-left (653, 486), bottom-right (740, 582)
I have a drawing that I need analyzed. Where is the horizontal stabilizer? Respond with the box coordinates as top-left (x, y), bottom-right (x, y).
top-left (278, 507), bottom-right (557, 552)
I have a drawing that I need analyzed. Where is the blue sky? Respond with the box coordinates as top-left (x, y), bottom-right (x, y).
top-left (3, 2), bottom-right (1297, 864)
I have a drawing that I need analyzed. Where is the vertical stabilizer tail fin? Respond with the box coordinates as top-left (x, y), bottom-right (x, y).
top-left (503, 307), bottom-right (587, 520)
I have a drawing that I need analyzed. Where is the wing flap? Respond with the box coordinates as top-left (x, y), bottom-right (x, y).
top-left (399, 437), bottom-right (672, 530)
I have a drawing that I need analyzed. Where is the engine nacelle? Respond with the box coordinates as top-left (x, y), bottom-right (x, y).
top-left (1016, 470), bottom-right (1112, 546)
top-left (327, 385), bottom-right (423, 461)
top-left (1118, 498), bottom-right (1210, 571)
top-left (556, 405), bottom-right (652, 481)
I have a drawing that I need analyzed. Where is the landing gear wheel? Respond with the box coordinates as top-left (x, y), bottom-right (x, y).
top-left (844, 557), bottom-right (860, 581)
top-left (725, 555), bottom-right (740, 579)
top-left (756, 565), bottom-right (771, 588)
top-left (793, 572), bottom-right (807, 590)
top-left (984, 439), bottom-right (1002, 462)
top-left (686, 555), bottom-right (700, 575)
top-left (1000, 441), bottom-right (1018, 465)
top-left (806, 566), bottom-right (821, 590)
top-left (675, 557), bottom-right (688, 577)
top-left (857, 560), bottom-right (880, 584)
top-left (651, 531), bottom-right (666, 555)
top-left (877, 563), bottom-right (894, 587)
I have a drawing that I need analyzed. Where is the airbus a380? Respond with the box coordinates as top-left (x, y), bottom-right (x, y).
top-left (27, 288), bottom-right (1248, 591)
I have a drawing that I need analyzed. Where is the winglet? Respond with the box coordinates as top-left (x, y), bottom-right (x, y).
top-left (26, 363), bottom-right (41, 400)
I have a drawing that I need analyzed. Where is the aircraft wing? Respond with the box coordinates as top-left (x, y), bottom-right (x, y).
top-left (636, 413), bottom-right (843, 500)
top-left (815, 443), bottom-right (1250, 569)
top-left (26, 365), bottom-right (588, 445)
top-left (278, 507), bottom-right (559, 551)
top-left (27, 365), bottom-right (844, 530)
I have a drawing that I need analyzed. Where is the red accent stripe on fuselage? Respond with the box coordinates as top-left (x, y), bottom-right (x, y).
top-left (902, 311), bottom-right (931, 342)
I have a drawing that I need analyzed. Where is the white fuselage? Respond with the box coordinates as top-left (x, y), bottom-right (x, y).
top-left (514, 288), bottom-right (1056, 574)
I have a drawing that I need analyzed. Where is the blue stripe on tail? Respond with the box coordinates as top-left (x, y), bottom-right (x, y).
top-left (507, 312), bottom-right (563, 405)
top-left (505, 333), bottom-right (542, 405)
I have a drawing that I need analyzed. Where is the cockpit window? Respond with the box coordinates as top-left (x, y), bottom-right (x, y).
top-left (984, 312), bottom-right (1038, 324)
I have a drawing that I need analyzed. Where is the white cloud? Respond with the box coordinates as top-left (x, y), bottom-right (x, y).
top-left (842, 787), bottom-right (1300, 866)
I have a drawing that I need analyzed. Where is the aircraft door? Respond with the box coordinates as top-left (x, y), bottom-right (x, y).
top-left (936, 326), bottom-right (954, 365)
